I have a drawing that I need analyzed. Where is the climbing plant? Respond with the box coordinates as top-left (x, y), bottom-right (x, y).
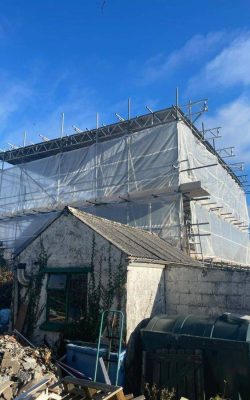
top-left (64, 235), bottom-right (127, 342)
top-left (0, 243), bottom-right (12, 309)
top-left (20, 232), bottom-right (126, 343)
top-left (25, 239), bottom-right (49, 337)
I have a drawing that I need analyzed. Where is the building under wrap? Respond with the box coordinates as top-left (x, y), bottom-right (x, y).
top-left (0, 106), bottom-right (249, 265)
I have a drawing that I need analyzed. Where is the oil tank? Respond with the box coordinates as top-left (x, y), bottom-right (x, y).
top-left (141, 313), bottom-right (250, 400)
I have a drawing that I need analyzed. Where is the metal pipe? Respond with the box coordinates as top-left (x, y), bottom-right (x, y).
top-left (128, 98), bottom-right (131, 120)
top-left (61, 112), bottom-right (64, 138)
top-left (23, 131), bottom-right (27, 147)
top-left (96, 112), bottom-right (99, 129)
top-left (16, 263), bottom-right (30, 287)
top-left (175, 87), bottom-right (179, 119)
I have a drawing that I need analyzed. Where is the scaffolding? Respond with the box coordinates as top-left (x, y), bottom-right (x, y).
top-left (0, 98), bottom-right (249, 265)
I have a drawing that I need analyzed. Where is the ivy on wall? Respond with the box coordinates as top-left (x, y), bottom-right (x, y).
top-left (64, 234), bottom-right (127, 342)
top-left (24, 239), bottom-right (49, 337)
top-left (19, 232), bottom-right (127, 343)
top-left (0, 243), bottom-right (13, 309)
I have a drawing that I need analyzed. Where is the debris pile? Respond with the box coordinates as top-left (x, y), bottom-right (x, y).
top-left (0, 335), bottom-right (58, 399)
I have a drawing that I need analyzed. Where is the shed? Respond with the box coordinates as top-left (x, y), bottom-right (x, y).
top-left (13, 206), bottom-right (199, 345)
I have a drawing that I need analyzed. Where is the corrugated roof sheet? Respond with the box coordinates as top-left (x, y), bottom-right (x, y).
top-left (14, 206), bottom-right (200, 266)
top-left (68, 206), bottom-right (200, 266)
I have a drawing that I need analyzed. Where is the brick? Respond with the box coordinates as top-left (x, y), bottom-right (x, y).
top-left (179, 293), bottom-right (202, 306)
top-left (243, 283), bottom-right (250, 293)
top-left (196, 282), bottom-right (214, 294)
top-left (167, 268), bottom-right (199, 282)
top-left (216, 282), bottom-right (245, 296)
top-left (231, 271), bottom-right (250, 283)
top-left (226, 295), bottom-right (243, 309)
top-left (201, 270), bottom-right (233, 283)
top-left (167, 292), bottom-right (180, 305)
top-left (176, 305), bottom-right (191, 314)
top-left (188, 305), bottom-right (207, 315)
top-left (165, 307), bottom-right (178, 315)
top-left (242, 296), bottom-right (250, 307)
top-left (201, 294), bottom-right (227, 307)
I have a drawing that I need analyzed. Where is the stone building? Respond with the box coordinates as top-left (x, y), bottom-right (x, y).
top-left (12, 205), bottom-right (197, 345)
top-left (12, 206), bottom-right (250, 348)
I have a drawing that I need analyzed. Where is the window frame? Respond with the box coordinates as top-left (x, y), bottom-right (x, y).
top-left (41, 266), bottom-right (91, 332)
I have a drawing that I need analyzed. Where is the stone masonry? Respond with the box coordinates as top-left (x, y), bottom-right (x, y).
top-left (126, 262), bottom-right (250, 338)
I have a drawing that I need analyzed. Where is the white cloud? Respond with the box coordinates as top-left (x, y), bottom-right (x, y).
top-left (139, 31), bottom-right (227, 84)
top-left (0, 72), bottom-right (33, 131)
top-left (203, 94), bottom-right (250, 162)
top-left (2, 86), bottom-right (99, 148)
top-left (187, 31), bottom-right (250, 93)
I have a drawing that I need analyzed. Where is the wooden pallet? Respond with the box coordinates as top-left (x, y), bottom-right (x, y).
top-left (54, 377), bottom-right (126, 400)
top-left (15, 376), bottom-right (128, 400)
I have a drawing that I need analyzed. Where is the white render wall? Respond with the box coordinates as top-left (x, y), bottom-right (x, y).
top-left (126, 263), bottom-right (165, 340)
top-left (14, 213), bottom-right (127, 344)
top-left (16, 213), bottom-right (125, 270)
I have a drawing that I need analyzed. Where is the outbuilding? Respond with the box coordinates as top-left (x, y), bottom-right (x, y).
top-left (12, 205), bottom-right (198, 345)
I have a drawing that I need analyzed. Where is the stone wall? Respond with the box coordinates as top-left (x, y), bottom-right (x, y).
top-left (126, 261), bottom-right (250, 394)
top-left (126, 262), bottom-right (250, 336)
top-left (14, 212), bottom-right (127, 345)
top-left (165, 263), bottom-right (250, 316)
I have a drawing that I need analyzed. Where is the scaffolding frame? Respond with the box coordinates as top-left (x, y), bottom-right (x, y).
top-left (0, 97), bottom-right (249, 265)
top-left (0, 103), bottom-right (244, 189)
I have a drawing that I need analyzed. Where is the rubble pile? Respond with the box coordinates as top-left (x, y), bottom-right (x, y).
top-left (0, 335), bottom-right (58, 399)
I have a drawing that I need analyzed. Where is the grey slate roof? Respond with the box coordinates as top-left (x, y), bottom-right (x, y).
top-left (68, 206), bottom-right (200, 266)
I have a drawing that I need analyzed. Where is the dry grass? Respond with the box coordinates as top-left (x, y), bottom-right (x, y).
top-left (145, 383), bottom-right (175, 400)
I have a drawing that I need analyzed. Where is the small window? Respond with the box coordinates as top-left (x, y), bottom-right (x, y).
top-left (46, 272), bottom-right (88, 327)
top-left (68, 274), bottom-right (88, 323)
top-left (47, 290), bottom-right (66, 323)
top-left (48, 274), bottom-right (67, 290)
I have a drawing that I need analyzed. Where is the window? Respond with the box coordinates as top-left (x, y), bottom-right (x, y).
top-left (46, 272), bottom-right (88, 328)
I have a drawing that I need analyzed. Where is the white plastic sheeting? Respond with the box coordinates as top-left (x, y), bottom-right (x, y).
top-left (178, 121), bottom-right (249, 224)
top-left (87, 194), bottom-right (182, 244)
top-left (0, 123), bottom-right (182, 254)
top-left (191, 203), bottom-right (250, 264)
top-left (0, 212), bottom-right (59, 253)
top-left (178, 121), bottom-right (250, 264)
top-left (1, 194), bottom-right (183, 256)
top-left (0, 118), bottom-right (249, 265)
top-left (0, 123), bottom-right (179, 214)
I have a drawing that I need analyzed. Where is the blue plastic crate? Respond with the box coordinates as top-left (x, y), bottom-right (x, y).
top-left (66, 344), bottom-right (126, 386)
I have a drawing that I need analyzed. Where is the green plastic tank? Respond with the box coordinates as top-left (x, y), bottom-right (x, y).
top-left (142, 313), bottom-right (250, 343)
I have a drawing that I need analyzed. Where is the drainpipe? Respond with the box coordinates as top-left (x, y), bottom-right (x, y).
top-left (16, 263), bottom-right (30, 287)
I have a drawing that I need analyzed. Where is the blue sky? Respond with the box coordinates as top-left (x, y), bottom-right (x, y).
top-left (1, 0), bottom-right (250, 194)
